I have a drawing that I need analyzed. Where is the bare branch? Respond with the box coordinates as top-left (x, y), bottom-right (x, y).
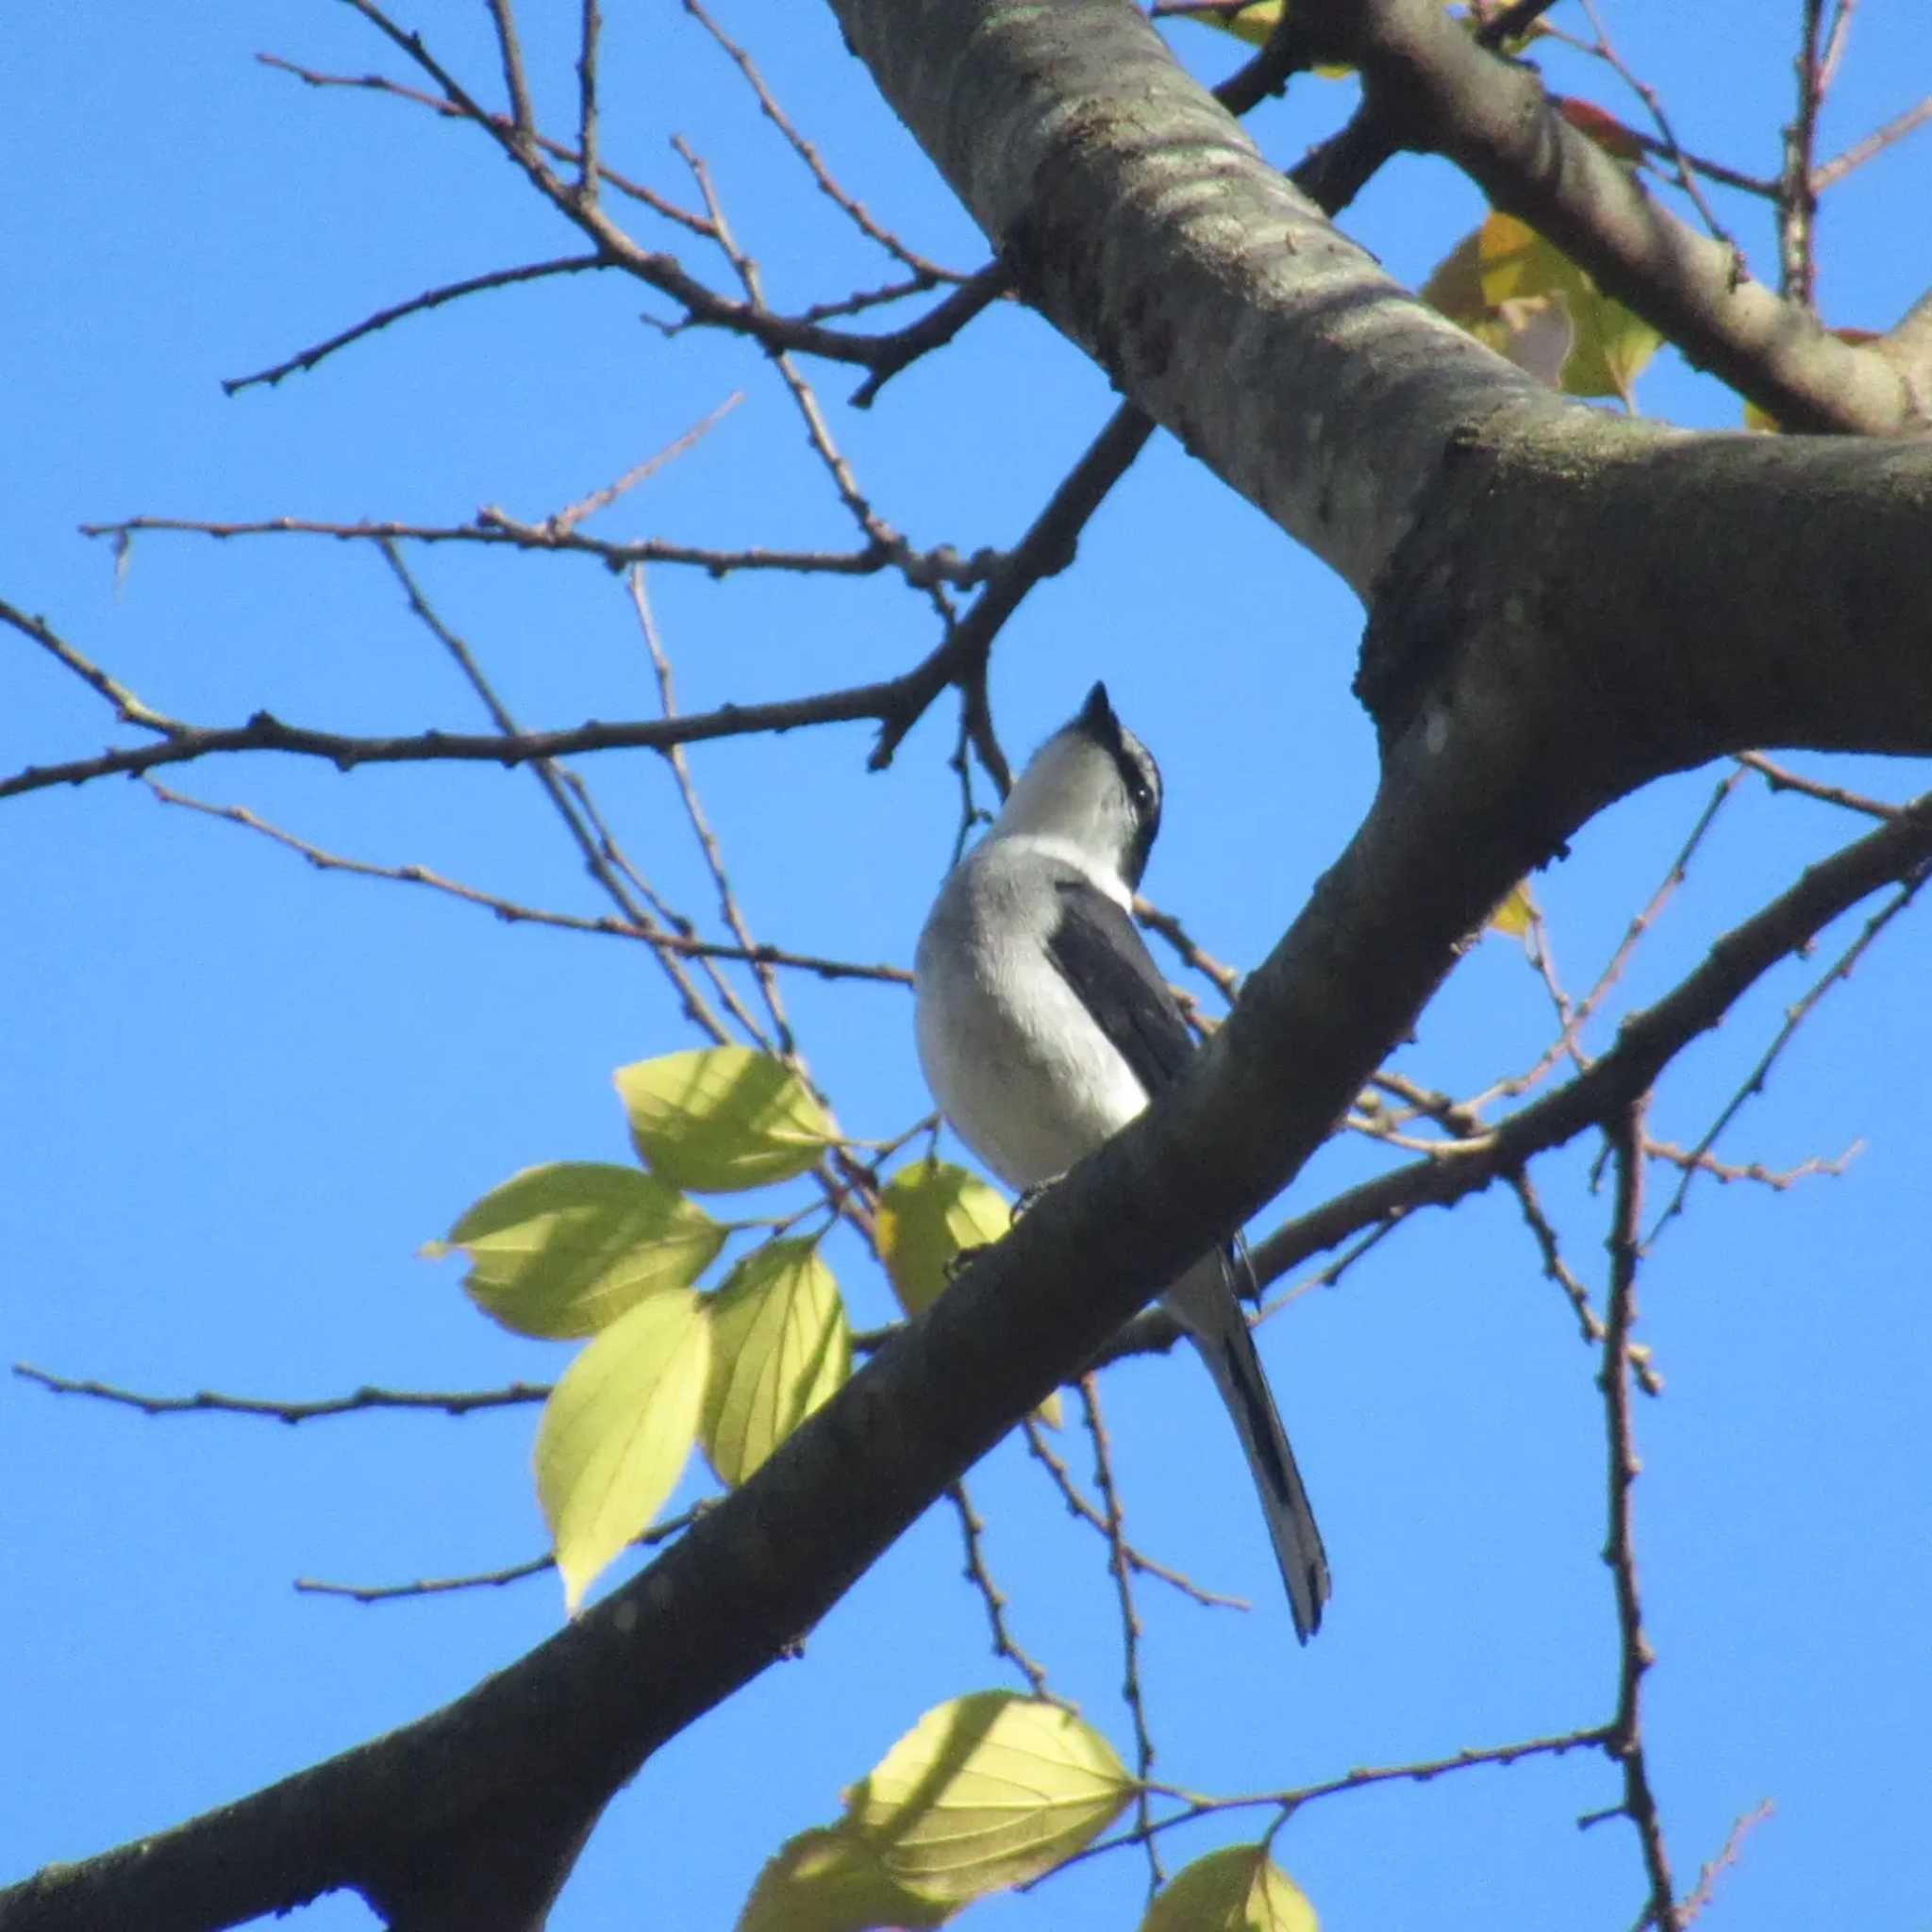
top-left (80, 511), bottom-right (902, 580)
top-left (682, 0), bottom-right (968, 284)
top-left (575, 0), bottom-right (603, 201)
top-left (1020, 1414), bottom-right (1250, 1611)
top-left (943, 1482), bottom-right (1056, 1700)
top-left (297, 1507), bottom-right (704, 1605)
top-left (1647, 862), bottom-right (1928, 1241)
top-left (141, 777), bottom-right (911, 983)
top-left (1077, 1375), bottom-right (1163, 1890)
top-left (13, 1362), bottom-right (548, 1423)
top-left (1812, 92), bottom-right (1932, 192)
top-left (1307, 0), bottom-right (1923, 433)
top-left (257, 53), bottom-right (713, 234)
top-left (1675, 1800), bottom-right (1775, 1926)
top-left (222, 255), bottom-right (608, 395)
top-left (484, 0), bottom-right (538, 149)
top-left (1596, 1098), bottom-right (1676, 1929)
top-left (1248, 793), bottom-right (1932, 1291)
top-left (542, 391), bottom-right (743, 537)
top-left (1780, 0), bottom-right (1827, 305)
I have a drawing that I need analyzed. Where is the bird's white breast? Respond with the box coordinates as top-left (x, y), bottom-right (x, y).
top-left (914, 840), bottom-right (1151, 1191)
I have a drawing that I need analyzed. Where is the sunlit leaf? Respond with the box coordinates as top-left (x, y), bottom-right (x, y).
top-left (1174, 1), bottom-right (1540, 74)
top-left (1475, 210), bottom-right (1662, 404)
top-left (615, 1047), bottom-right (836, 1192)
top-left (535, 1287), bottom-right (709, 1612)
top-left (876, 1161), bottom-right (1058, 1425)
top-left (1487, 878), bottom-right (1539, 941)
top-left (735, 1826), bottom-right (950, 1932)
top-left (1420, 228), bottom-right (1574, 390)
top-left (846, 1691), bottom-right (1135, 1903)
top-left (702, 1239), bottom-right (852, 1486)
top-left (876, 1160), bottom-right (1011, 1320)
top-left (1141, 1843), bottom-right (1321, 1932)
top-left (1424, 208), bottom-right (1662, 404)
top-left (425, 1162), bottom-right (724, 1338)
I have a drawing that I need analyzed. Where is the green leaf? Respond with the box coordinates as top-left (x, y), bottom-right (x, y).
top-left (1423, 209), bottom-right (1662, 404)
top-left (702, 1239), bottom-right (852, 1487)
top-left (534, 1287), bottom-right (710, 1612)
top-left (876, 1162), bottom-right (1059, 1426)
top-left (1474, 210), bottom-right (1661, 405)
top-left (876, 1160), bottom-right (1011, 1320)
top-left (1486, 878), bottom-right (1538, 941)
top-left (846, 1692), bottom-right (1136, 1904)
top-left (616, 1047), bottom-right (836, 1192)
top-left (735, 1826), bottom-right (950, 1932)
top-left (426, 1162), bottom-right (724, 1339)
top-left (1141, 1844), bottom-right (1320, 1932)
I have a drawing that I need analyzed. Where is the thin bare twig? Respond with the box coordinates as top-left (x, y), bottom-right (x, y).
top-left (1474, 770), bottom-right (1743, 1109)
top-left (375, 539), bottom-right (742, 1045)
top-left (1048, 1725), bottom-right (1611, 1881)
top-left (82, 511), bottom-right (900, 580)
top-left (575, 0), bottom-right (603, 202)
top-left (1675, 1800), bottom-right (1774, 1926)
top-left (682, 0), bottom-right (966, 285)
top-left (1246, 793), bottom-right (1932, 1296)
top-left (257, 53), bottom-right (712, 233)
top-left (483, 0), bottom-right (537, 149)
top-left (140, 777), bottom-right (910, 983)
top-left (296, 1507), bottom-right (704, 1603)
top-left (223, 256), bottom-right (607, 395)
top-left (1780, 0), bottom-right (1827, 305)
top-left (632, 569), bottom-right (792, 1055)
top-left (1077, 1376), bottom-right (1163, 1892)
top-left (1737, 752), bottom-right (1900, 820)
top-left (1812, 93), bottom-right (1932, 192)
top-left (13, 1362), bottom-right (548, 1422)
top-left (944, 1482), bottom-right (1055, 1700)
top-left (1020, 1415), bottom-right (1250, 1611)
top-left (1648, 863), bottom-right (1928, 1241)
top-left (542, 392), bottom-right (743, 536)
top-left (1597, 1097), bottom-right (1675, 1929)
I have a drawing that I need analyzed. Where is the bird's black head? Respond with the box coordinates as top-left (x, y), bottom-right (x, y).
top-left (1069, 682), bottom-right (1163, 889)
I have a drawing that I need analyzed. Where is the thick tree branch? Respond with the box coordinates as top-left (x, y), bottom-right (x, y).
top-left (1303, 0), bottom-right (1922, 435)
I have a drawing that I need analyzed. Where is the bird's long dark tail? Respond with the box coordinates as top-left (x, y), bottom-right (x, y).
top-left (1166, 1247), bottom-right (1330, 1643)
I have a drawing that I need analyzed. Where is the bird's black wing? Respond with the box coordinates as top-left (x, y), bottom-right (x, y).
top-left (1043, 874), bottom-right (1196, 1095)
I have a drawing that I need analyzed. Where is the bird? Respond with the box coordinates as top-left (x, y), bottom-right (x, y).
top-left (914, 681), bottom-right (1329, 1641)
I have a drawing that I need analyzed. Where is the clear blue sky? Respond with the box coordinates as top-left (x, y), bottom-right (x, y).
top-left (4, 7), bottom-right (1928, 1929)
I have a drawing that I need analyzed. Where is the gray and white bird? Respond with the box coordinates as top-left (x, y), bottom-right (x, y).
top-left (914, 683), bottom-right (1329, 1641)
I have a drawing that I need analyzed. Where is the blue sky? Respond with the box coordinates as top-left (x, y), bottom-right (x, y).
top-left (4, 6), bottom-right (1929, 1929)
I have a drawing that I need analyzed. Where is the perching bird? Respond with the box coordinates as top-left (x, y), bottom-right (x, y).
top-left (914, 683), bottom-right (1329, 1641)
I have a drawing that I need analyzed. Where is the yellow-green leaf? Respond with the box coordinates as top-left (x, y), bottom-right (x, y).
top-left (426, 1162), bottom-right (724, 1339)
top-left (1487, 878), bottom-right (1539, 941)
top-left (846, 1692), bottom-right (1135, 1904)
top-left (1175, 0), bottom-right (1353, 75)
top-left (535, 1287), bottom-right (710, 1612)
top-left (876, 1162), bottom-right (1058, 1424)
top-left (735, 1826), bottom-right (949, 1932)
top-left (1141, 1844), bottom-right (1320, 1932)
top-left (702, 1239), bottom-right (852, 1487)
top-left (1424, 210), bottom-right (1661, 404)
top-left (616, 1047), bottom-right (836, 1192)
top-left (1474, 210), bottom-right (1661, 404)
top-left (1174, 1), bottom-right (1539, 73)
top-left (876, 1160), bottom-right (1011, 1320)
